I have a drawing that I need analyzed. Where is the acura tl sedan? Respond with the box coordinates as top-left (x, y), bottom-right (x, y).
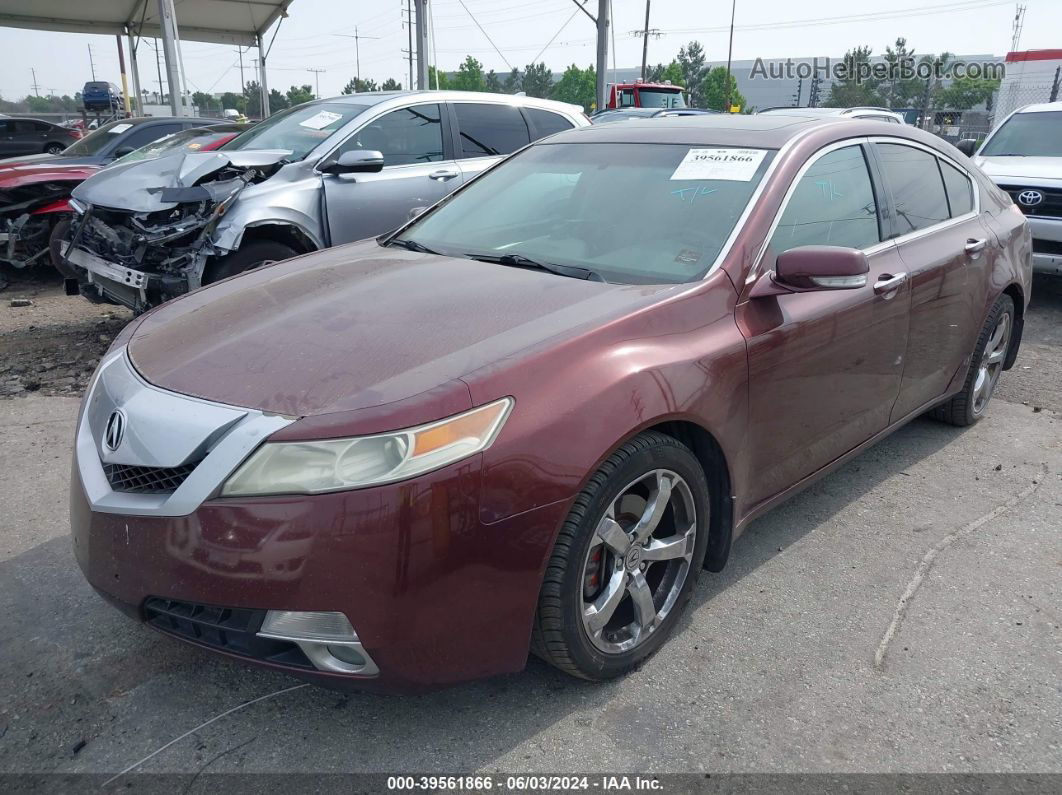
top-left (72, 114), bottom-right (1030, 691)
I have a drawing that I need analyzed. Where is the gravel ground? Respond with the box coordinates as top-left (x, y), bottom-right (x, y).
top-left (0, 271), bottom-right (131, 399)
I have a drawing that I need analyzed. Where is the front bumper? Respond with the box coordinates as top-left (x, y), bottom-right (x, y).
top-left (1026, 217), bottom-right (1062, 276)
top-left (71, 350), bottom-right (570, 691)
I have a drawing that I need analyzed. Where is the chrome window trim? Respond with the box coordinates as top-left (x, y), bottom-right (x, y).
top-left (701, 122), bottom-right (824, 281)
top-left (749, 135), bottom-right (983, 283)
top-left (76, 347), bottom-right (294, 517)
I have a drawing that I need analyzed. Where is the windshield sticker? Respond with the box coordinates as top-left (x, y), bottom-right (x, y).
top-left (299, 110), bottom-right (344, 130)
top-left (670, 148), bottom-right (767, 181)
top-left (108, 123), bottom-right (133, 134)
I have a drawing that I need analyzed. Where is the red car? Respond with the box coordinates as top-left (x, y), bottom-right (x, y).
top-left (0, 125), bottom-right (244, 273)
top-left (72, 115), bottom-right (1030, 691)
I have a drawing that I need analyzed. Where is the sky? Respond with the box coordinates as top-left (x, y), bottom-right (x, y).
top-left (1, 0), bottom-right (1060, 101)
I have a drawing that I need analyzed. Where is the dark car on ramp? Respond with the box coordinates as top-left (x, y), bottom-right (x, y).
top-left (72, 113), bottom-right (1031, 691)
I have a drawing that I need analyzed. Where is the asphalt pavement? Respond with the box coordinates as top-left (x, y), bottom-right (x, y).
top-left (0, 278), bottom-right (1059, 783)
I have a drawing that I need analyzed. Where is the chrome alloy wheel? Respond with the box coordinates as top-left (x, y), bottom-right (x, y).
top-left (972, 310), bottom-right (1011, 415)
top-left (580, 469), bottom-right (698, 654)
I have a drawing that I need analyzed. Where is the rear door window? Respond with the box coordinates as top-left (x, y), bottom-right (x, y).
top-left (119, 123), bottom-right (182, 152)
top-left (940, 160), bottom-right (975, 217)
top-left (454, 103), bottom-right (530, 158)
top-left (525, 108), bottom-right (575, 140)
top-left (875, 143), bottom-right (950, 235)
top-left (771, 145), bottom-right (882, 253)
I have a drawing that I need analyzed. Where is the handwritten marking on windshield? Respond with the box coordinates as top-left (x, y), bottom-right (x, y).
top-left (671, 186), bottom-right (718, 204)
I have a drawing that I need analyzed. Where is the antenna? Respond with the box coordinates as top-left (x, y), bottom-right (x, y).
top-left (1011, 3), bottom-right (1026, 53)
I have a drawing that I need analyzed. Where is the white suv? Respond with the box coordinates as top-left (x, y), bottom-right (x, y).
top-left (961, 101), bottom-right (1062, 275)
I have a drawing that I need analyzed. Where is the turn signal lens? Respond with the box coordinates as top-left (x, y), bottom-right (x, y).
top-left (221, 397), bottom-right (513, 496)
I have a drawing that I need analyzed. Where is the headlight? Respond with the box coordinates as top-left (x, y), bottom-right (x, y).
top-left (221, 397), bottom-right (513, 496)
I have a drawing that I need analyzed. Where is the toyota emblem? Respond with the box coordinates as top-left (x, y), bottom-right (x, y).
top-left (1017, 190), bottom-right (1044, 207)
top-left (104, 409), bottom-right (126, 451)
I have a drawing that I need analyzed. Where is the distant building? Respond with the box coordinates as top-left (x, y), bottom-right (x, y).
top-left (994, 49), bottom-right (1062, 122)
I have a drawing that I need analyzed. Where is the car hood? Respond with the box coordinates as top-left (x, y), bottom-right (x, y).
top-left (0, 161), bottom-right (100, 189)
top-left (974, 155), bottom-right (1062, 182)
top-left (127, 240), bottom-right (678, 419)
top-left (72, 148), bottom-right (290, 213)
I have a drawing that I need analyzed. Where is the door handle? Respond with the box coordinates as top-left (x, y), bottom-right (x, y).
top-left (429, 168), bottom-right (459, 181)
top-left (873, 272), bottom-right (907, 294)
top-left (964, 238), bottom-right (987, 256)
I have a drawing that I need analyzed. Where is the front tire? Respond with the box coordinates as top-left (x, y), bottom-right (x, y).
top-left (204, 240), bottom-right (297, 284)
top-left (931, 294), bottom-right (1014, 427)
top-left (531, 431), bottom-right (710, 680)
top-left (44, 142), bottom-right (65, 155)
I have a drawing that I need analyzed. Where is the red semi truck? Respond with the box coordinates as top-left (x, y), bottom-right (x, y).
top-left (605, 81), bottom-right (686, 110)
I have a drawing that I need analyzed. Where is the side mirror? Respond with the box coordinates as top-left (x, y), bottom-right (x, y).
top-left (113, 146), bottom-right (135, 157)
top-left (752, 245), bottom-right (869, 297)
top-left (322, 149), bottom-right (384, 175)
top-left (407, 206), bottom-right (429, 220)
top-left (956, 138), bottom-right (978, 157)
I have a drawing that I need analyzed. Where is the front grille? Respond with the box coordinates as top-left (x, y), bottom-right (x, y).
top-left (103, 462), bottom-right (199, 494)
top-left (144, 597), bottom-right (313, 669)
top-left (1033, 238), bottom-right (1062, 256)
top-left (998, 184), bottom-right (1062, 219)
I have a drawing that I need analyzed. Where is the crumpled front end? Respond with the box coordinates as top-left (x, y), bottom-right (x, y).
top-left (61, 150), bottom-right (288, 312)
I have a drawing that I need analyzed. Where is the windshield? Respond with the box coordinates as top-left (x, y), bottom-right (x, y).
top-left (62, 119), bottom-right (140, 156)
top-left (639, 89), bottom-right (686, 109)
top-left (220, 102), bottom-right (369, 160)
top-left (111, 127), bottom-right (238, 166)
top-left (397, 142), bottom-right (774, 284)
top-left (980, 111), bottom-right (1062, 157)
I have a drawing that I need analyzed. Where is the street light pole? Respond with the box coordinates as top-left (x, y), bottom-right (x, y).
top-left (724, 0), bottom-right (737, 112)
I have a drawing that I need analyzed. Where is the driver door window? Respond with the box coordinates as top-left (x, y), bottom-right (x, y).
top-left (337, 104), bottom-right (444, 166)
top-left (770, 145), bottom-right (883, 255)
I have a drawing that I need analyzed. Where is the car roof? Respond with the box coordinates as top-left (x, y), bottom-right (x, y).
top-left (306, 90), bottom-right (583, 115)
top-left (544, 113), bottom-right (849, 148)
top-left (1015, 101), bottom-right (1062, 114)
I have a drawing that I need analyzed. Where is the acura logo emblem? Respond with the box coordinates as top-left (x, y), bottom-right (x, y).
top-left (1017, 190), bottom-right (1044, 207)
top-left (104, 409), bottom-right (126, 451)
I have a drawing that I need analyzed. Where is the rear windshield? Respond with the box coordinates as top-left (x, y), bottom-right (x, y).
top-left (399, 141), bottom-right (774, 284)
top-left (980, 111), bottom-right (1062, 157)
top-left (62, 119), bottom-right (140, 156)
top-left (220, 102), bottom-right (369, 161)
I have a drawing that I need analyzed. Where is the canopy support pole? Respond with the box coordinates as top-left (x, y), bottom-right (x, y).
top-left (156, 0), bottom-right (186, 115)
top-left (126, 30), bottom-right (143, 114)
top-left (257, 32), bottom-right (270, 118)
top-left (414, 0), bottom-right (429, 89)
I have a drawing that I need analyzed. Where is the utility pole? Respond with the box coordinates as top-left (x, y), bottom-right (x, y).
top-left (307, 67), bottom-right (326, 98)
top-left (723, 0), bottom-right (736, 112)
top-left (595, 0), bottom-right (609, 112)
top-left (414, 0), bottom-right (430, 90)
top-left (30, 68), bottom-right (40, 96)
top-left (152, 39), bottom-right (164, 103)
top-left (407, 0), bottom-right (414, 89)
top-left (334, 26), bottom-right (380, 84)
top-left (88, 44), bottom-right (97, 80)
top-left (238, 46), bottom-right (246, 94)
top-left (631, 1), bottom-right (660, 81)
top-left (1010, 4), bottom-right (1026, 52)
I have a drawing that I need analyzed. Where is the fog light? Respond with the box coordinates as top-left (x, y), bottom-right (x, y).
top-left (257, 610), bottom-right (379, 676)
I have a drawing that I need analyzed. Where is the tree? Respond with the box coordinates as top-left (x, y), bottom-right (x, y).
top-left (342, 77), bottom-right (379, 93)
top-left (219, 91), bottom-right (246, 113)
top-left (701, 67), bottom-right (746, 112)
top-left (935, 75), bottom-right (1000, 110)
top-left (551, 64), bottom-right (596, 112)
top-left (484, 70), bottom-right (502, 92)
top-left (882, 37), bottom-right (924, 108)
top-left (381, 77), bottom-right (402, 90)
top-left (521, 62), bottom-right (553, 98)
top-left (191, 91), bottom-right (217, 113)
top-left (269, 89), bottom-right (289, 113)
top-left (452, 56), bottom-right (487, 91)
top-left (826, 46), bottom-right (885, 107)
top-left (243, 80), bottom-right (262, 116)
top-left (286, 84), bottom-right (314, 106)
top-left (677, 41), bottom-right (708, 106)
top-left (503, 67), bottom-right (521, 93)
top-left (647, 60), bottom-right (685, 87)
top-left (427, 65), bottom-right (450, 89)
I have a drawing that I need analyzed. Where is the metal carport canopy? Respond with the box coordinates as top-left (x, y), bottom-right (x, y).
top-left (0, 0), bottom-right (296, 116)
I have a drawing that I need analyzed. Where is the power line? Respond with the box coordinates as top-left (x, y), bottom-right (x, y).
top-left (529, 6), bottom-right (584, 66)
top-left (306, 67), bottom-right (326, 98)
top-left (454, 0), bottom-right (514, 70)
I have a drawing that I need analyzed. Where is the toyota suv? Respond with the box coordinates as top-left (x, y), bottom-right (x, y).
top-left (61, 91), bottom-right (587, 311)
top-left (959, 101), bottom-right (1062, 275)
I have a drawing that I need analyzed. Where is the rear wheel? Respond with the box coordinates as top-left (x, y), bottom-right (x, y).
top-left (204, 241), bottom-right (297, 284)
top-left (531, 431), bottom-right (710, 680)
top-left (931, 294), bottom-right (1013, 426)
top-left (44, 142), bottom-right (65, 155)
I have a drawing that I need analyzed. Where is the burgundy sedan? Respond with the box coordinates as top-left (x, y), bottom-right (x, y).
top-left (72, 115), bottom-right (1030, 690)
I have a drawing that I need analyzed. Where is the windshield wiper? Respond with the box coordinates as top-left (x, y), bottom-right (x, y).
top-left (387, 238), bottom-right (441, 254)
top-left (465, 252), bottom-right (604, 281)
